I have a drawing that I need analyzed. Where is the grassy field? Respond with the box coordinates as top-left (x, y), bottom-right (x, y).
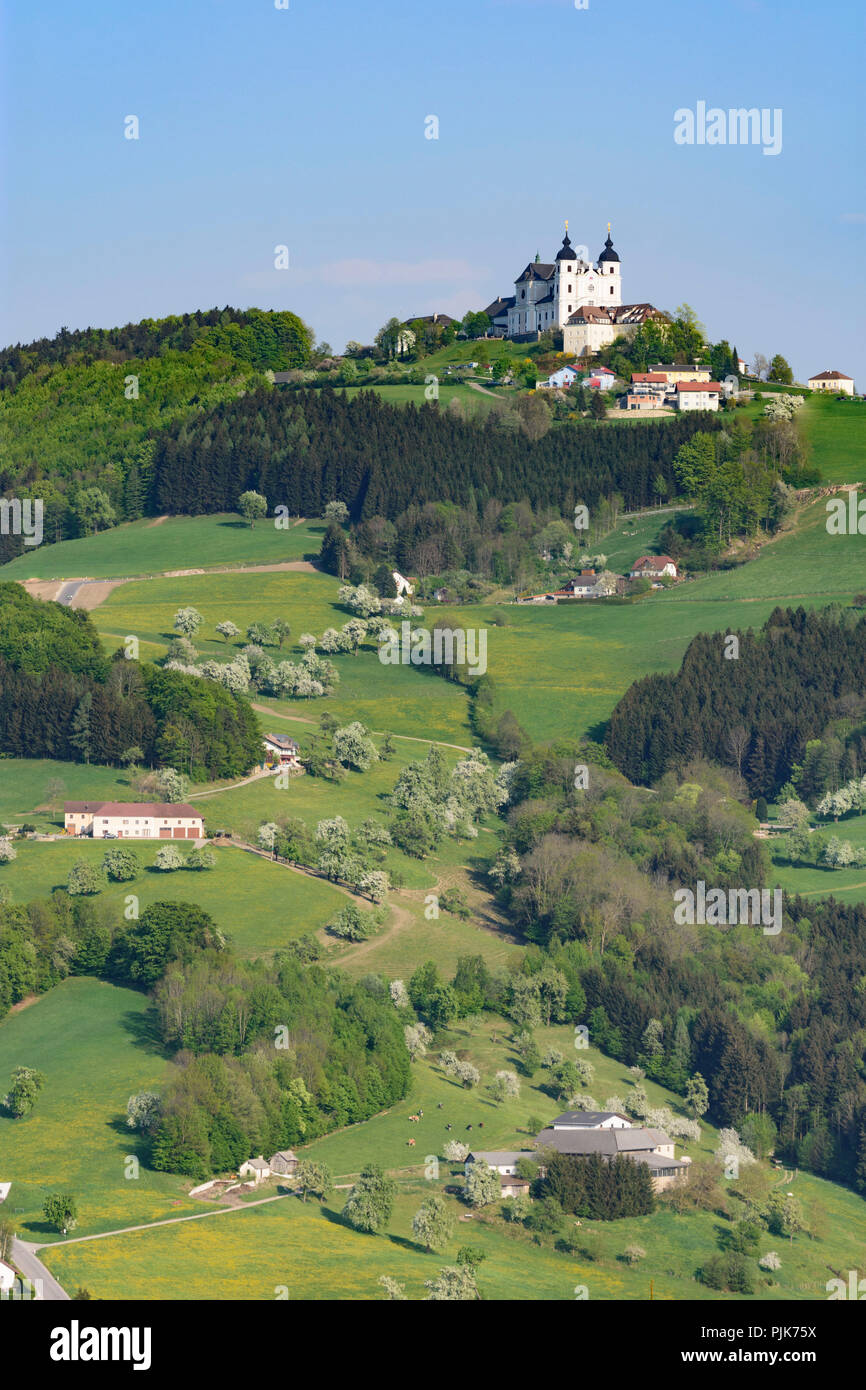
top-left (0, 759), bottom-right (138, 833)
top-left (0, 978), bottom-right (198, 1239)
top-left (37, 1012), bottom-right (866, 1300)
top-left (800, 393), bottom-right (866, 485)
top-left (0, 515), bottom-right (323, 582)
top-left (769, 810), bottom-right (866, 904)
top-left (0, 841), bottom-right (348, 957)
top-left (94, 568), bottom-right (474, 742)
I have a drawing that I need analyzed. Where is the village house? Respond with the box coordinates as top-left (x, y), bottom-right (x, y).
top-left (239, 1157), bottom-right (271, 1183)
top-left (263, 733), bottom-right (302, 768)
top-left (675, 381), bottom-right (722, 411)
top-left (0, 1260), bottom-right (16, 1296)
top-left (540, 364), bottom-right (618, 391)
top-left (651, 363), bottom-right (712, 384)
top-left (629, 555), bottom-right (678, 581)
top-left (549, 1110), bottom-right (632, 1130)
top-left (555, 569), bottom-right (623, 599)
top-left (63, 802), bottom-right (204, 841)
top-left (623, 391), bottom-right (665, 413)
top-left (808, 369), bottom-right (855, 395)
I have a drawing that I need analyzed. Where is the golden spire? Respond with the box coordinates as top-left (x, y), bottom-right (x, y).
top-left (607, 221), bottom-right (611, 235)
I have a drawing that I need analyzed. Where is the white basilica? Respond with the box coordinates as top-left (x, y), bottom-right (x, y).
top-left (484, 225), bottom-right (665, 356)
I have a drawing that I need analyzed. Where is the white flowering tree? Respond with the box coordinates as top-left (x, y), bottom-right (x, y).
top-left (389, 979), bottom-right (409, 1008)
top-left (404, 1022), bottom-right (432, 1061)
top-left (173, 607), bottom-right (204, 637)
top-left (334, 722), bottom-right (378, 771)
top-left (715, 1128), bottom-right (757, 1169)
top-left (465, 1160), bottom-right (501, 1208)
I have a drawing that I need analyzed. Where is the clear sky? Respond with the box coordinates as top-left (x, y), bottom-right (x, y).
top-left (1, 0), bottom-right (864, 383)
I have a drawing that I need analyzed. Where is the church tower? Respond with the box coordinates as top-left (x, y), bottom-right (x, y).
top-left (553, 224), bottom-right (584, 328)
top-left (596, 225), bottom-right (622, 307)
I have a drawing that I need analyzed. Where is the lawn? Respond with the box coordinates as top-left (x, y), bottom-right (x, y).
top-left (800, 393), bottom-right (866, 486)
top-left (769, 810), bottom-right (866, 905)
top-left (0, 978), bottom-right (198, 1240)
top-left (0, 515), bottom-right (324, 582)
top-left (0, 841), bottom-right (348, 957)
top-left (0, 759), bottom-right (138, 833)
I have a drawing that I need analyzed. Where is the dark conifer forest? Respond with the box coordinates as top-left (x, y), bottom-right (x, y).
top-left (605, 607), bottom-right (866, 796)
top-left (152, 386), bottom-right (718, 522)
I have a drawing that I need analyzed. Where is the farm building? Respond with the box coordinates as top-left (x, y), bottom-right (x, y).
top-left (63, 802), bottom-right (203, 840)
top-left (535, 1115), bottom-right (691, 1193)
top-left (549, 1110), bottom-right (631, 1130)
top-left (0, 1260), bottom-right (15, 1295)
top-left (555, 570), bottom-right (624, 599)
top-left (269, 1150), bottom-right (298, 1175)
top-left (263, 734), bottom-right (301, 767)
top-left (239, 1157), bottom-right (270, 1182)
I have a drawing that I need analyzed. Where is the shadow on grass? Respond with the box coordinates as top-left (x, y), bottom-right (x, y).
top-left (118, 1005), bottom-right (172, 1058)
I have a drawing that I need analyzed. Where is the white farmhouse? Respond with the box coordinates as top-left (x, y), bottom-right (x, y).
top-left (239, 1157), bottom-right (271, 1183)
top-left (808, 369), bottom-right (855, 395)
top-left (64, 801), bottom-right (204, 841)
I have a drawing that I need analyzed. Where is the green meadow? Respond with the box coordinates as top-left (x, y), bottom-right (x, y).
top-left (0, 515), bottom-right (324, 582)
top-left (0, 841), bottom-right (347, 957)
top-left (37, 1012), bottom-right (866, 1300)
top-left (94, 568), bottom-right (473, 742)
top-left (0, 759), bottom-right (137, 832)
top-left (0, 978), bottom-right (198, 1239)
top-left (800, 393), bottom-right (866, 485)
top-left (769, 810), bottom-right (866, 905)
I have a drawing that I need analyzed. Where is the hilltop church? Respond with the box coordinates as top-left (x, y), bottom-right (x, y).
top-left (484, 225), bottom-right (665, 356)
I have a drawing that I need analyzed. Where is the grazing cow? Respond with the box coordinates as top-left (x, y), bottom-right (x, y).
top-left (466, 1124), bottom-right (473, 1131)
top-left (478, 1122), bottom-right (484, 1128)
top-left (407, 1138), bottom-right (416, 1147)
top-left (445, 1124), bottom-right (452, 1131)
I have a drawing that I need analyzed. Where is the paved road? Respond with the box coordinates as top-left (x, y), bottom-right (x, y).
top-left (55, 581), bottom-right (83, 606)
top-left (11, 1237), bottom-right (70, 1300)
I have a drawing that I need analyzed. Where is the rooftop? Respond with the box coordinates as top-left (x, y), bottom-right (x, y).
top-left (64, 802), bottom-right (202, 818)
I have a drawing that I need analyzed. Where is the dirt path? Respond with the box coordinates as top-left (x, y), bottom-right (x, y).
top-left (20, 558), bottom-right (318, 611)
top-left (26, 1191), bottom-right (294, 1253)
top-left (147, 515), bottom-right (170, 527)
top-left (250, 703), bottom-right (472, 752)
top-left (187, 768), bottom-right (275, 799)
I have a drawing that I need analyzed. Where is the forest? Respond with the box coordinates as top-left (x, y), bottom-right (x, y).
top-left (0, 584), bottom-right (261, 778)
top-left (152, 384), bottom-right (716, 522)
top-left (489, 740), bottom-right (866, 1192)
top-left (604, 606), bottom-right (866, 796)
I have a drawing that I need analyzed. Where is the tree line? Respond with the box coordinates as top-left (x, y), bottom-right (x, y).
top-left (605, 606), bottom-right (866, 797)
top-left (151, 385), bottom-right (719, 523)
top-left (0, 584), bottom-right (261, 778)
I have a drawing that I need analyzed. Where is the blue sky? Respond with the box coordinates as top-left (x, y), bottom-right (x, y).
top-left (1, 0), bottom-right (864, 382)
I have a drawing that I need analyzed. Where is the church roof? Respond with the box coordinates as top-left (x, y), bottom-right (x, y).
top-left (484, 296), bottom-right (515, 319)
top-left (516, 263), bottom-right (556, 283)
top-left (556, 231), bottom-right (577, 261)
top-left (599, 232), bottom-right (620, 263)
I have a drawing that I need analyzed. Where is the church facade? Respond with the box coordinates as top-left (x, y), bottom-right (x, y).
top-left (484, 226), bottom-right (665, 357)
